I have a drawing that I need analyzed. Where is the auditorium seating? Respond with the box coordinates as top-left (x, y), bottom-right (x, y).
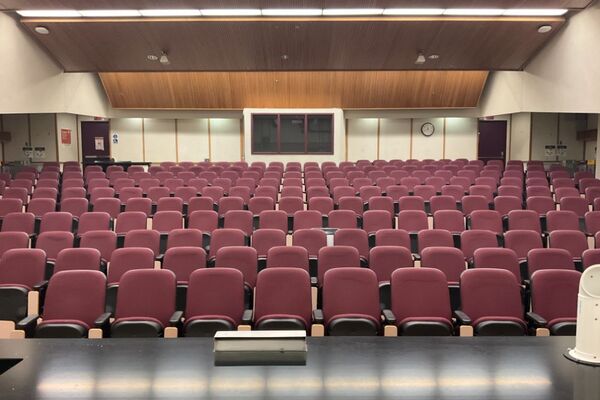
top-left (0, 159), bottom-right (594, 338)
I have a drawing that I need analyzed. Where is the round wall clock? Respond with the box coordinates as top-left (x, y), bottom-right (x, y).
top-left (421, 122), bottom-right (435, 137)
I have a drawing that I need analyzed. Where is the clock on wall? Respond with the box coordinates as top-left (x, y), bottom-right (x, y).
top-left (421, 122), bottom-right (435, 137)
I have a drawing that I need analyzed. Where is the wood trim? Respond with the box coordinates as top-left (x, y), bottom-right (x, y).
top-left (442, 117), bottom-right (447, 159)
top-left (376, 118), bottom-right (381, 160)
top-left (409, 119), bottom-right (413, 159)
top-left (174, 119), bottom-right (179, 162)
top-left (207, 118), bottom-right (212, 162)
top-left (141, 118), bottom-right (146, 162)
top-left (239, 118), bottom-right (244, 161)
top-left (53, 113), bottom-right (59, 162)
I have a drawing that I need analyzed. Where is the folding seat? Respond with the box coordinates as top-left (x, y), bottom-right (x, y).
top-left (468, 210), bottom-right (503, 234)
top-left (306, 178), bottom-right (326, 189)
top-left (39, 211), bottom-right (74, 233)
top-left (352, 177), bottom-right (373, 191)
top-left (457, 170), bottom-right (477, 185)
top-left (293, 210), bottom-right (322, 232)
top-left (164, 178), bottom-right (185, 194)
top-left (334, 229), bottom-right (369, 263)
top-left (526, 186), bottom-right (552, 200)
top-left (152, 211), bottom-right (183, 234)
top-left (113, 178), bottom-right (135, 194)
top-left (555, 187), bottom-right (580, 204)
top-left (475, 177), bottom-right (498, 191)
top-left (186, 197), bottom-right (214, 216)
top-left (397, 210), bottom-right (428, 233)
top-left (106, 248), bottom-right (156, 313)
top-left (254, 186), bottom-right (278, 203)
top-left (550, 170), bottom-right (570, 182)
top-left (87, 178), bottom-right (111, 194)
top-left (292, 229), bottom-right (327, 269)
top-left (155, 171), bottom-right (175, 185)
top-left (146, 187), bottom-right (170, 206)
top-left (389, 268), bottom-right (453, 336)
top-left (413, 185), bottom-right (436, 201)
top-left (252, 229), bottom-right (287, 265)
top-left (266, 246), bottom-right (309, 271)
top-left (253, 268), bottom-right (315, 332)
top-left (305, 187), bottom-right (328, 203)
top-left (235, 178), bottom-right (257, 195)
top-left (222, 210), bottom-right (253, 236)
top-left (417, 229), bottom-right (453, 253)
top-left (166, 228), bottom-right (204, 249)
top-left (215, 197), bottom-right (242, 217)
top-left (460, 229), bottom-right (499, 260)
top-left (362, 210), bottom-right (393, 233)
top-left (528, 270), bottom-right (580, 336)
top-left (500, 177), bottom-right (522, 188)
top-left (449, 176), bottom-right (470, 192)
top-left (26, 198), bottom-right (56, 218)
top-left (493, 196), bottom-right (522, 217)
top-left (424, 177), bottom-right (445, 193)
top-left (10, 179), bottom-right (33, 195)
top-left (200, 186), bottom-right (225, 203)
top-left (198, 171), bottom-right (218, 184)
top-left (92, 197), bottom-right (121, 219)
top-left (308, 197), bottom-right (334, 215)
top-left (162, 246), bottom-right (207, 310)
top-left (526, 196), bottom-right (556, 217)
top-left (229, 186), bottom-right (252, 205)
top-left (257, 210), bottom-right (288, 233)
top-left (432, 210), bottom-right (465, 233)
top-left (126, 165), bottom-right (145, 177)
top-left (584, 211), bottom-right (600, 236)
top-left (376, 177), bottom-right (396, 193)
top-left (39, 171), bottom-right (60, 180)
top-left (398, 196), bottom-right (425, 212)
top-left (468, 185), bottom-right (493, 203)
top-left (246, 197), bottom-right (274, 217)
top-left (429, 195), bottom-right (457, 214)
top-left (147, 166), bottom-right (165, 176)
top-left (110, 269), bottom-right (178, 338)
top-left (32, 187), bottom-right (58, 201)
top-left (559, 197), bottom-right (589, 218)
top-left (220, 171), bottom-right (239, 185)
top-left (412, 170), bottom-right (431, 184)
top-left (421, 246), bottom-right (466, 286)
top-left (118, 187), bottom-right (143, 205)
top-left (85, 171), bottom-right (105, 183)
top-left (472, 248), bottom-right (521, 282)
top-left (124, 229), bottom-right (161, 258)
top-left (552, 178), bottom-right (575, 190)
top-left (62, 180), bottom-right (85, 192)
top-left (358, 186), bottom-right (382, 203)
top-left (461, 195), bottom-right (489, 216)
top-left (457, 269), bottom-right (526, 336)
top-left (106, 165), bottom-right (125, 178)
top-left (177, 171), bottom-right (196, 185)
top-left (77, 212), bottom-right (111, 236)
top-left (0, 232), bottom-right (29, 258)
top-left (187, 178), bottom-right (209, 192)
top-left (433, 170), bottom-right (453, 184)
top-left (280, 186), bottom-right (303, 199)
top-left (3, 187), bottom-right (28, 206)
top-left (282, 177), bottom-right (302, 188)
top-left (53, 248), bottom-right (102, 273)
top-left (389, 170), bottom-right (409, 183)
top-left (548, 230), bottom-right (588, 259)
top-left (367, 196), bottom-right (394, 217)
top-left (575, 171), bottom-right (595, 186)
top-left (374, 229), bottom-right (411, 249)
top-left (214, 246), bottom-right (258, 292)
top-left (527, 248), bottom-right (575, 276)
top-left (317, 246), bottom-right (361, 285)
top-left (258, 178), bottom-right (280, 190)
top-left (583, 248), bottom-right (600, 269)
top-left (546, 210), bottom-right (579, 232)
top-left (370, 246), bottom-right (414, 308)
top-left (122, 198), bottom-right (152, 218)
top-left (321, 268), bottom-right (388, 336)
top-left (503, 230), bottom-right (543, 261)
top-left (585, 186), bottom-right (600, 206)
top-left (346, 171), bottom-right (365, 182)
top-left (79, 230), bottom-right (117, 263)
top-left (35, 231), bottom-right (74, 261)
top-left (206, 228), bottom-right (248, 261)
top-left (400, 177), bottom-right (420, 192)
top-left (15, 270), bottom-right (107, 338)
top-left (368, 171), bottom-right (386, 182)
top-left (182, 268), bottom-right (246, 337)
top-left (63, 172), bottom-right (83, 181)
top-left (88, 187), bottom-right (115, 208)
top-left (332, 186), bottom-right (355, 204)
top-left (496, 185), bottom-right (522, 199)
top-left (278, 196), bottom-right (304, 216)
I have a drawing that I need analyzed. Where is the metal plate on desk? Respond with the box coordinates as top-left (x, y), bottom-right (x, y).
top-left (0, 337), bottom-right (597, 399)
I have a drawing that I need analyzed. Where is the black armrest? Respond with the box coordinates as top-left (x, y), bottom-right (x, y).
top-left (412, 253), bottom-right (421, 262)
top-left (17, 314), bottom-right (38, 337)
top-left (242, 309), bottom-right (253, 325)
top-left (33, 280), bottom-right (49, 291)
top-left (526, 312), bottom-right (548, 327)
top-left (312, 309), bottom-right (324, 324)
top-left (454, 310), bottom-right (472, 325)
top-left (310, 277), bottom-right (318, 286)
top-left (94, 312), bottom-right (112, 328)
top-left (382, 309), bottom-right (396, 325)
top-left (169, 311), bottom-right (184, 327)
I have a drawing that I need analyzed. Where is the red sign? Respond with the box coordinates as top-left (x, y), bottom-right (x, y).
top-left (61, 129), bottom-right (71, 144)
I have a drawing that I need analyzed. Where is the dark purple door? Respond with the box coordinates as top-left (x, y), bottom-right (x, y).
top-left (81, 121), bottom-right (110, 159)
top-left (478, 120), bottom-right (507, 163)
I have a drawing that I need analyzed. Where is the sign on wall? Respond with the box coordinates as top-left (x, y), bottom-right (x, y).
top-left (94, 137), bottom-right (105, 151)
top-left (61, 129), bottom-right (71, 145)
top-left (112, 132), bottom-right (119, 144)
top-left (34, 147), bottom-right (46, 159)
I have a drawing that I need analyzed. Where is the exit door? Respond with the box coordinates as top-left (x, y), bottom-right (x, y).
top-left (478, 120), bottom-right (507, 163)
top-left (81, 121), bottom-right (110, 159)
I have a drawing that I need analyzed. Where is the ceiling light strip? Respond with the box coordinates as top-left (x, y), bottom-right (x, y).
top-left (16, 8), bottom-right (569, 18)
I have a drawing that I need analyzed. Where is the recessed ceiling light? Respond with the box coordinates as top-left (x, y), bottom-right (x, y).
top-left (140, 9), bottom-right (201, 17)
top-left (538, 25), bottom-right (553, 33)
top-left (322, 8), bottom-right (383, 16)
top-left (383, 8), bottom-right (445, 16)
top-left (444, 9), bottom-right (504, 16)
top-left (79, 10), bottom-right (141, 17)
top-left (261, 9), bottom-right (323, 16)
top-left (34, 26), bottom-right (50, 34)
top-left (200, 9), bottom-right (261, 16)
top-left (428, 54), bottom-right (440, 60)
top-left (504, 9), bottom-right (568, 16)
top-left (17, 10), bottom-right (81, 17)
top-left (147, 55), bottom-right (158, 61)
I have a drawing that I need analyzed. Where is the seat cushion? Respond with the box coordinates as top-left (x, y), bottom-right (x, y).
top-left (185, 315), bottom-right (237, 328)
top-left (398, 317), bottom-right (453, 336)
top-left (36, 320), bottom-right (89, 338)
top-left (111, 316), bottom-right (164, 338)
top-left (548, 317), bottom-right (577, 336)
top-left (255, 314), bottom-right (307, 331)
top-left (473, 316), bottom-right (526, 336)
top-left (255, 314), bottom-right (308, 330)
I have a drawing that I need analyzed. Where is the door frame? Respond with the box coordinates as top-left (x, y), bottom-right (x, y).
top-left (477, 120), bottom-right (508, 164)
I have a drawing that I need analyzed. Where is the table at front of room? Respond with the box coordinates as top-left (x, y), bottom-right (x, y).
top-left (0, 337), bottom-right (597, 399)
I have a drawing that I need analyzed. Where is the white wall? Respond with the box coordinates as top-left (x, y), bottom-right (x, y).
top-left (510, 113), bottom-right (531, 161)
top-left (143, 119), bottom-right (177, 163)
top-left (56, 113), bottom-right (79, 162)
top-left (111, 118), bottom-right (144, 161)
top-left (177, 119), bottom-right (210, 162)
top-left (0, 12), bottom-right (109, 116)
top-left (1, 114), bottom-right (29, 162)
top-left (211, 119), bottom-right (242, 162)
top-left (444, 118), bottom-right (478, 160)
top-left (379, 119), bottom-right (411, 160)
top-left (347, 119), bottom-right (378, 161)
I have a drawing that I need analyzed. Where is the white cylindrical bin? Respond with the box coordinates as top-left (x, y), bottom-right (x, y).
top-left (566, 264), bottom-right (600, 365)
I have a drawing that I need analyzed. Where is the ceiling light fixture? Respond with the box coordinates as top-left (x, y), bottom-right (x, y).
top-left (200, 9), bottom-right (261, 16)
top-left (504, 9), bottom-right (568, 16)
top-left (428, 54), bottom-right (440, 60)
top-left (444, 9), bottom-right (504, 16)
top-left (34, 26), bottom-right (50, 34)
top-left (147, 54), bottom-right (158, 61)
top-left (79, 10), bottom-right (141, 17)
top-left (322, 8), bottom-right (384, 16)
top-left (415, 52), bottom-right (426, 65)
top-left (159, 52), bottom-right (170, 65)
top-left (537, 25), bottom-right (553, 33)
top-left (383, 8), bottom-right (444, 16)
top-left (140, 9), bottom-right (201, 17)
top-left (17, 10), bottom-right (81, 17)
top-left (261, 9), bottom-right (323, 16)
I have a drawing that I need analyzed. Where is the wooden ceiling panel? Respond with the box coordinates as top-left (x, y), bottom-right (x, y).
top-left (22, 17), bottom-right (565, 72)
top-left (1, 0), bottom-right (592, 10)
top-left (99, 71), bottom-right (489, 109)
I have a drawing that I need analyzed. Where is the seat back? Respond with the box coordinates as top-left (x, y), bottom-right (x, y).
top-left (369, 246), bottom-right (413, 282)
top-left (108, 247), bottom-right (155, 284)
top-left (317, 246), bottom-right (361, 283)
top-left (185, 268), bottom-right (244, 324)
top-left (163, 247), bottom-right (206, 283)
top-left (420, 247), bottom-right (466, 284)
top-left (530, 270), bottom-right (580, 326)
top-left (214, 246), bottom-right (258, 287)
top-left (54, 248), bottom-right (102, 273)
